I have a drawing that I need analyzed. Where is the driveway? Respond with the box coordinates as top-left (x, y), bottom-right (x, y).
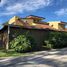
top-left (0, 48), bottom-right (67, 67)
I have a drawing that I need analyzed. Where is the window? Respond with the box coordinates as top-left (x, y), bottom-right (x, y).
top-left (51, 25), bottom-right (53, 27)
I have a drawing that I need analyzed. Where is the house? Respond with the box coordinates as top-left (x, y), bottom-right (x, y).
top-left (0, 15), bottom-right (67, 49)
top-left (48, 21), bottom-right (67, 31)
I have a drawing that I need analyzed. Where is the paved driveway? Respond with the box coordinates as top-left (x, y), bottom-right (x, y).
top-left (0, 48), bottom-right (67, 67)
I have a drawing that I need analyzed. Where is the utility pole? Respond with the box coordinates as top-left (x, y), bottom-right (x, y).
top-left (6, 25), bottom-right (10, 50)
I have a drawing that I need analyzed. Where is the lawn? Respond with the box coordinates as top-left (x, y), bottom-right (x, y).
top-left (0, 49), bottom-right (30, 57)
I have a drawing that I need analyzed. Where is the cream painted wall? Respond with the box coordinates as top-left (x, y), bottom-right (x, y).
top-left (9, 16), bottom-right (19, 24)
top-left (9, 16), bottom-right (37, 26)
top-left (8, 16), bottom-right (24, 26)
top-left (48, 21), bottom-right (65, 30)
top-left (22, 19), bottom-right (37, 26)
top-left (48, 21), bottom-right (59, 29)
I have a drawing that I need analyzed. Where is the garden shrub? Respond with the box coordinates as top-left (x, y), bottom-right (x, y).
top-left (27, 36), bottom-right (37, 51)
top-left (44, 32), bottom-right (67, 49)
top-left (10, 35), bottom-right (31, 52)
top-left (10, 34), bottom-right (37, 52)
top-left (44, 40), bottom-right (52, 49)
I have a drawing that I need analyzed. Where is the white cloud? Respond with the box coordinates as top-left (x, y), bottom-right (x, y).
top-left (6, 3), bottom-right (23, 13)
top-left (55, 8), bottom-right (67, 16)
top-left (0, 12), bottom-right (16, 16)
top-left (0, 0), bottom-right (52, 16)
top-left (24, 0), bottom-right (51, 11)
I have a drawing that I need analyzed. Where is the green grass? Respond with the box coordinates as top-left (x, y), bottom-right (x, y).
top-left (0, 49), bottom-right (43, 58)
top-left (0, 49), bottom-right (30, 57)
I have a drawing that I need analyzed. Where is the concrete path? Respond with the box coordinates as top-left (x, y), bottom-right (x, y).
top-left (0, 48), bottom-right (67, 67)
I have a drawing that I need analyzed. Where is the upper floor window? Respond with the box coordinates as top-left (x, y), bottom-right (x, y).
top-left (34, 19), bottom-right (40, 23)
top-left (51, 25), bottom-right (53, 27)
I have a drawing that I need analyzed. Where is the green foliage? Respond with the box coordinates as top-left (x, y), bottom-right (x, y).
top-left (44, 41), bottom-right (52, 49)
top-left (10, 35), bottom-right (31, 52)
top-left (27, 36), bottom-right (37, 51)
top-left (0, 49), bottom-right (30, 57)
top-left (44, 32), bottom-right (67, 49)
top-left (10, 34), bottom-right (37, 53)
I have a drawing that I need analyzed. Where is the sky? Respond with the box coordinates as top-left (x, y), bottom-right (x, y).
top-left (0, 0), bottom-right (67, 24)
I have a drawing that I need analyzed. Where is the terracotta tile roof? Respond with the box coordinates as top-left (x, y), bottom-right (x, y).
top-left (14, 19), bottom-right (59, 31)
top-left (16, 19), bottom-right (56, 30)
top-left (63, 28), bottom-right (67, 32)
top-left (25, 15), bottom-right (45, 20)
top-left (36, 22), bottom-right (49, 25)
top-left (56, 21), bottom-right (67, 25)
top-left (3, 16), bottom-right (67, 32)
top-left (17, 18), bottom-right (30, 27)
top-left (32, 23), bottom-right (57, 30)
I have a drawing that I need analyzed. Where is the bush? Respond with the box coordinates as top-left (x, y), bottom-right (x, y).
top-left (10, 35), bottom-right (31, 52)
top-left (44, 32), bottom-right (67, 49)
top-left (10, 34), bottom-right (38, 52)
top-left (44, 40), bottom-right (52, 49)
top-left (27, 36), bottom-right (37, 51)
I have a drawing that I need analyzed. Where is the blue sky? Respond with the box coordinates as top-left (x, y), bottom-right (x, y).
top-left (0, 0), bottom-right (67, 24)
